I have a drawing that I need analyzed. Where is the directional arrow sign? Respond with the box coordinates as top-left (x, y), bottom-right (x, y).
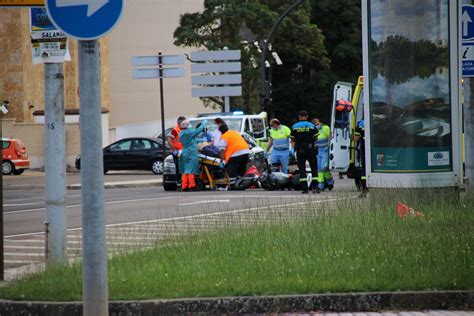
top-left (462, 5), bottom-right (474, 41)
top-left (132, 68), bottom-right (185, 79)
top-left (192, 86), bottom-right (242, 98)
top-left (46, 0), bottom-right (124, 40)
top-left (191, 62), bottom-right (241, 74)
top-left (132, 55), bottom-right (185, 67)
top-left (191, 50), bottom-right (241, 62)
top-left (192, 74), bottom-right (242, 85)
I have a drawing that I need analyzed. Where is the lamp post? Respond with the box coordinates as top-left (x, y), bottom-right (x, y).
top-left (259, 0), bottom-right (305, 112)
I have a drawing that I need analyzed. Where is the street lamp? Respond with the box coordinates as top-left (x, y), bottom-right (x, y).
top-left (259, 0), bottom-right (305, 112)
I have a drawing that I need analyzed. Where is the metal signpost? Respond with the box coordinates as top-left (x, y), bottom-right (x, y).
top-left (29, 7), bottom-right (70, 266)
top-left (462, 3), bottom-right (474, 189)
top-left (45, 0), bottom-right (124, 315)
top-left (191, 49), bottom-right (242, 112)
top-left (132, 53), bottom-right (185, 158)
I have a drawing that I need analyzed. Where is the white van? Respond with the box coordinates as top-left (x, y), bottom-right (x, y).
top-left (191, 111), bottom-right (269, 147)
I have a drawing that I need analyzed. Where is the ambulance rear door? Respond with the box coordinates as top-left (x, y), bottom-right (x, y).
top-left (329, 82), bottom-right (353, 173)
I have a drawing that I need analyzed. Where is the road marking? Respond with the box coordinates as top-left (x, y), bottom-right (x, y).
top-left (4, 196), bottom-right (356, 238)
top-left (4, 194), bottom-right (81, 203)
top-left (4, 201), bottom-right (45, 207)
top-left (4, 253), bottom-right (45, 257)
top-left (4, 245), bottom-right (44, 250)
top-left (3, 196), bottom-right (178, 214)
top-left (178, 200), bottom-right (230, 206)
top-left (5, 260), bottom-right (40, 264)
top-left (106, 196), bottom-right (352, 228)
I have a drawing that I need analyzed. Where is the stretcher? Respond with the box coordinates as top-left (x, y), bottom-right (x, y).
top-left (198, 153), bottom-right (230, 190)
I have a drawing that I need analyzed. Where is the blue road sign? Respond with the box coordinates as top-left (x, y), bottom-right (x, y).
top-left (463, 5), bottom-right (474, 77)
top-left (462, 5), bottom-right (474, 42)
top-left (45, 0), bottom-right (124, 40)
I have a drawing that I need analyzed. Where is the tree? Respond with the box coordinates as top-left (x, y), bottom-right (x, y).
top-left (174, 0), bottom-right (329, 121)
top-left (308, 0), bottom-right (362, 121)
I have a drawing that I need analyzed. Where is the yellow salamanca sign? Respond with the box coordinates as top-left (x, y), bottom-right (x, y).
top-left (0, 0), bottom-right (44, 6)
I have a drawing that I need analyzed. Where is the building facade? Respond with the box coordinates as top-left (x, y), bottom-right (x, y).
top-left (108, 0), bottom-right (210, 140)
top-left (1, 1), bottom-right (210, 169)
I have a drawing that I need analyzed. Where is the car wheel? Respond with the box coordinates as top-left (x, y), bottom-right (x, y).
top-left (13, 169), bottom-right (25, 175)
top-left (2, 161), bottom-right (14, 175)
top-left (163, 183), bottom-right (177, 191)
top-left (151, 159), bottom-right (164, 175)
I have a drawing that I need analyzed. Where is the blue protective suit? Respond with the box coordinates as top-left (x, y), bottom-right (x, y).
top-left (178, 120), bottom-right (207, 175)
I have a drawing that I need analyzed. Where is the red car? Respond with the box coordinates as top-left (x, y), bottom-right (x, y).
top-left (2, 138), bottom-right (30, 175)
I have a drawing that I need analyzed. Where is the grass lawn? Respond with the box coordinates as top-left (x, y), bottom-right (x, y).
top-left (0, 191), bottom-right (472, 301)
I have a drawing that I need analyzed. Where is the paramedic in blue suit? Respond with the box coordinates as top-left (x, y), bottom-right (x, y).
top-left (291, 111), bottom-right (319, 194)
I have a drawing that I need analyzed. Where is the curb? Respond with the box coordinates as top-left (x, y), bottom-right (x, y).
top-left (67, 180), bottom-right (163, 190)
top-left (0, 291), bottom-right (472, 315)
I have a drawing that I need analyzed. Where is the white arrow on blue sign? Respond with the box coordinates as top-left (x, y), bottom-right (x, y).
top-left (46, 0), bottom-right (124, 40)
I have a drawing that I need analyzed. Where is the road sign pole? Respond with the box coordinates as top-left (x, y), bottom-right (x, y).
top-left (465, 78), bottom-right (474, 190)
top-left (78, 40), bottom-right (109, 316)
top-left (44, 62), bottom-right (67, 266)
top-left (158, 52), bottom-right (167, 159)
top-left (224, 96), bottom-right (230, 112)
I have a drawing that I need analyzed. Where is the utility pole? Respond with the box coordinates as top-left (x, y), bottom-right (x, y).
top-left (79, 40), bottom-right (109, 316)
top-left (44, 63), bottom-right (67, 265)
top-left (259, 0), bottom-right (305, 112)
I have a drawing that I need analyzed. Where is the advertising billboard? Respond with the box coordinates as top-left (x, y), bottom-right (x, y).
top-left (362, 0), bottom-right (462, 187)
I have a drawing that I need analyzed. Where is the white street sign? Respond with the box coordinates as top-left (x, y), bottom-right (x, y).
top-left (191, 50), bottom-right (241, 61)
top-left (191, 62), bottom-right (241, 74)
top-left (132, 54), bottom-right (185, 67)
top-left (132, 67), bottom-right (185, 79)
top-left (192, 86), bottom-right (242, 98)
top-left (191, 74), bottom-right (242, 85)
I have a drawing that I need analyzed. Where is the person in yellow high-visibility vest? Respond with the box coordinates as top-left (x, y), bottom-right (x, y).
top-left (313, 118), bottom-right (334, 191)
top-left (266, 118), bottom-right (291, 174)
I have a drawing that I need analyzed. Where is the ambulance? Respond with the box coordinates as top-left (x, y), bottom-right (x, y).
top-left (329, 76), bottom-right (364, 186)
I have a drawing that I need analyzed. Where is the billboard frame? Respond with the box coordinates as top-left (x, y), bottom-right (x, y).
top-left (362, 0), bottom-right (463, 188)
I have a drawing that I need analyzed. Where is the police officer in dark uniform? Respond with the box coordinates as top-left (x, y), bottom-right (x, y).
top-left (290, 110), bottom-right (319, 194)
